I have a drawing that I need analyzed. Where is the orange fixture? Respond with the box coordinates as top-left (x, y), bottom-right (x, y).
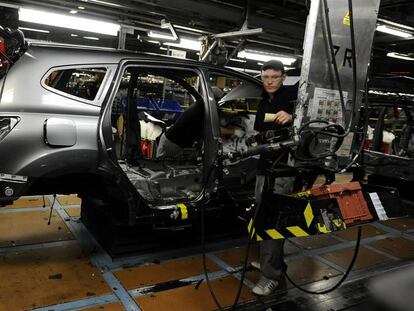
top-left (311, 181), bottom-right (374, 225)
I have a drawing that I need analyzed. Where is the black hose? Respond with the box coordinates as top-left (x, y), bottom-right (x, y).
top-left (302, 0), bottom-right (357, 140)
top-left (297, 0), bottom-right (360, 168)
top-left (200, 158), bottom-right (223, 310)
top-left (348, 0), bottom-right (358, 132)
top-left (322, 0), bottom-right (346, 133)
top-left (339, 77), bottom-right (370, 173)
top-left (231, 151), bottom-right (288, 308)
top-left (285, 226), bottom-right (362, 294)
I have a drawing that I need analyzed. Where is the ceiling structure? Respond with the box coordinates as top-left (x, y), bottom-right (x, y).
top-left (1, 0), bottom-right (414, 80)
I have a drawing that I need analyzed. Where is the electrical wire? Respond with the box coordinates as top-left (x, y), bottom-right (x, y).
top-left (287, 1), bottom-right (363, 293)
top-left (233, 0), bottom-right (362, 300)
top-left (297, 0), bottom-right (357, 144)
top-left (200, 157), bottom-right (223, 310)
top-left (296, 0), bottom-right (361, 169)
top-left (321, 0), bottom-right (347, 135)
top-left (231, 150), bottom-right (288, 309)
top-left (284, 226), bottom-right (362, 294)
top-left (339, 78), bottom-right (370, 173)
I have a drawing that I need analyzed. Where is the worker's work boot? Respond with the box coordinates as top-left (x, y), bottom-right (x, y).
top-left (252, 276), bottom-right (279, 296)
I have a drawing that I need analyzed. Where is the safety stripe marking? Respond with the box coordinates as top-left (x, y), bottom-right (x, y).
top-left (248, 219), bottom-right (254, 235)
top-left (287, 226), bottom-right (309, 237)
top-left (266, 229), bottom-right (284, 240)
top-left (304, 202), bottom-right (314, 228)
top-left (177, 203), bottom-right (188, 220)
top-left (256, 234), bottom-right (263, 241)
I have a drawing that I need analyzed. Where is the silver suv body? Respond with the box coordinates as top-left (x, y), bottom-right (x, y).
top-left (0, 41), bottom-right (263, 227)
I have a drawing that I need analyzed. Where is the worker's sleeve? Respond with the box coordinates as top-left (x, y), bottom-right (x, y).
top-left (286, 85), bottom-right (299, 115)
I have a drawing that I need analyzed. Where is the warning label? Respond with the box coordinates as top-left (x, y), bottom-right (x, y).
top-left (343, 10), bottom-right (350, 26)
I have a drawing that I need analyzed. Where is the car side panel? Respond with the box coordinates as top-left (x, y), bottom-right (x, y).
top-left (0, 50), bottom-right (118, 179)
top-left (0, 112), bottom-right (100, 177)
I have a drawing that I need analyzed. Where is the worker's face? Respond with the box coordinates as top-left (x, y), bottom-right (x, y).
top-left (261, 69), bottom-right (286, 95)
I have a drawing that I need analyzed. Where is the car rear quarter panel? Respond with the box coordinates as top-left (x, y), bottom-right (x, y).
top-left (0, 47), bottom-right (117, 177)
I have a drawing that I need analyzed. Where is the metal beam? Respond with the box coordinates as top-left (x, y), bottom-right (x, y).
top-left (127, 0), bottom-right (305, 39)
top-left (214, 28), bottom-right (263, 39)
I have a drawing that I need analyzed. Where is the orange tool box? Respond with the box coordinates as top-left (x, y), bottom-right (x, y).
top-left (311, 181), bottom-right (374, 225)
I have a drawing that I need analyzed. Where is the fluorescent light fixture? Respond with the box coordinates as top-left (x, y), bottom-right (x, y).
top-left (19, 8), bottom-right (120, 36)
top-left (376, 25), bottom-right (412, 38)
top-left (18, 27), bottom-right (50, 34)
top-left (69, 10), bottom-right (78, 14)
top-left (88, 0), bottom-right (125, 8)
top-left (174, 24), bottom-right (206, 34)
top-left (83, 36), bottom-right (99, 40)
top-left (369, 90), bottom-right (414, 97)
top-left (78, 6), bottom-right (85, 10)
top-left (164, 38), bottom-right (201, 51)
top-left (387, 52), bottom-right (414, 61)
top-left (71, 34), bottom-right (79, 37)
top-left (238, 50), bottom-right (296, 66)
top-left (377, 18), bottom-right (414, 31)
top-left (147, 40), bottom-right (160, 44)
top-left (148, 30), bottom-right (175, 40)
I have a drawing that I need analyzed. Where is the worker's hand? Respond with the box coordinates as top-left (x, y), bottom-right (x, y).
top-left (274, 111), bottom-right (293, 125)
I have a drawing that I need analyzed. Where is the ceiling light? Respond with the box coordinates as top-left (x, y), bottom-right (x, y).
top-left (376, 25), bottom-right (412, 38)
top-left (377, 18), bottom-right (414, 31)
top-left (83, 36), bottom-right (99, 40)
top-left (237, 50), bottom-right (296, 66)
top-left (148, 31), bottom-right (176, 40)
top-left (174, 24), bottom-right (206, 34)
top-left (147, 40), bottom-right (160, 44)
top-left (18, 27), bottom-right (50, 34)
top-left (88, 0), bottom-right (125, 8)
top-left (78, 6), bottom-right (85, 10)
top-left (69, 10), bottom-right (78, 14)
top-left (387, 52), bottom-right (414, 61)
top-left (19, 8), bottom-right (120, 36)
top-left (71, 34), bottom-right (78, 37)
top-left (164, 38), bottom-right (201, 51)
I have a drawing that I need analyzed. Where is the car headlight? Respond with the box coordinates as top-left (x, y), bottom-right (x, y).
top-left (0, 117), bottom-right (20, 141)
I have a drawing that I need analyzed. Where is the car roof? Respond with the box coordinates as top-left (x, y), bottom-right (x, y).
top-left (26, 42), bottom-right (259, 83)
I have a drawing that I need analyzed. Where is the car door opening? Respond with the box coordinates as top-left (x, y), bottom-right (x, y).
top-left (109, 67), bottom-right (206, 204)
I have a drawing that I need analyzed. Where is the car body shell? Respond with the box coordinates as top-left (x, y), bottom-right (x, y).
top-left (0, 43), bottom-right (262, 225)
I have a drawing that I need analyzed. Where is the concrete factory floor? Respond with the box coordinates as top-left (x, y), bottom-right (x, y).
top-left (1, 179), bottom-right (414, 310)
